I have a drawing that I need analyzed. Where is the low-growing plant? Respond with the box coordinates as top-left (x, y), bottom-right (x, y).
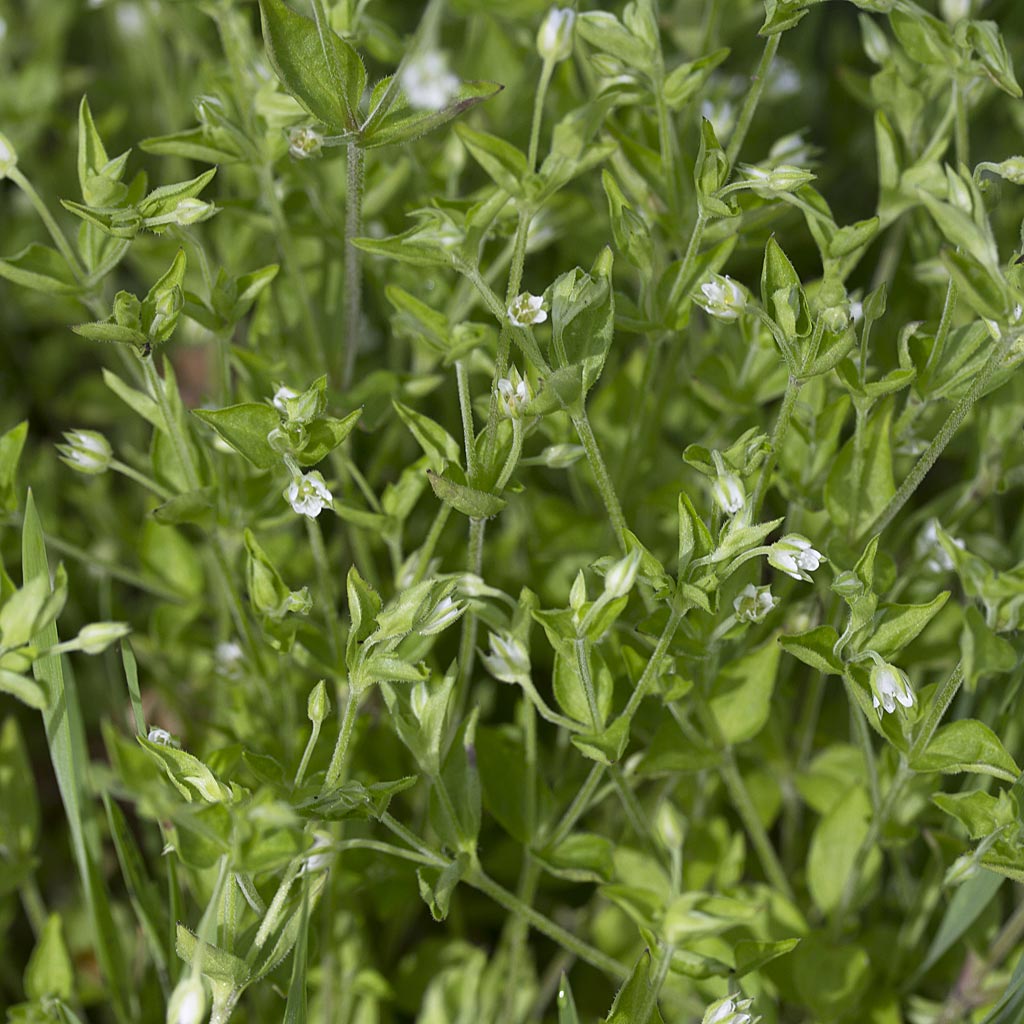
top-left (2, 0), bottom-right (1024, 1021)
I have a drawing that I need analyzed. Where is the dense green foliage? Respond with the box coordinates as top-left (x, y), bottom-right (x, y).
top-left (2, 1), bottom-right (1024, 1022)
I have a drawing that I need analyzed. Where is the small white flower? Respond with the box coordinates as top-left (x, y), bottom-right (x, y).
top-left (767, 58), bottom-right (801, 98)
top-left (870, 662), bottom-right (915, 716)
top-left (507, 292), bottom-right (547, 328)
top-left (115, 3), bottom-right (145, 36)
top-left (712, 472), bottom-right (746, 516)
top-left (418, 595), bottom-right (466, 635)
top-left (769, 131), bottom-right (813, 165)
top-left (537, 7), bottom-right (575, 63)
top-left (482, 632), bottom-right (530, 683)
top-left (915, 518), bottom-right (964, 574)
top-left (400, 51), bottom-right (460, 111)
top-left (272, 385), bottom-right (299, 414)
top-left (696, 274), bottom-right (746, 323)
top-left (733, 584), bottom-right (777, 623)
top-left (703, 995), bottom-right (756, 1024)
top-left (147, 727), bottom-right (173, 745)
top-left (768, 534), bottom-right (825, 581)
top-left (700, 98), bottom-right (735, 140)
top-left (849, 300), bottom-right (864, 323)
top-left (496, 366), bottom-right (531, 418)
top-left (215, 641), bottom-right (243, 677)
top-left (285, 471), bottom-right (333, 518)
top-left (939, 0), bottom-right (971, 23)
top-left (288, 126), bottom-right (322, 160)
top-left (303, 832), bottom-right (333, 873)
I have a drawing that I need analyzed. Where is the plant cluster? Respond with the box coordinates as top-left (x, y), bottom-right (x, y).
top-left (1, 0), bottom-right (1024, 1022)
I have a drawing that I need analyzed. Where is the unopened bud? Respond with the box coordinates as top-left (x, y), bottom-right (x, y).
top-left (76, 621), bottom-right (132, 654)
top-left (537, 7), bottom-right (575, 63)
top-left (0, 132), bottom-right (16, 177)
top-left (58, 429), bottom-right (113, 475)
top-left (167, 976), bottom-right (206, 1024)
top-left (307, 680), bottom-right (330, 724)
top-left (173, 198), bottom-right (215, 226)
top-left (604, 549), bottom-right (641, 599)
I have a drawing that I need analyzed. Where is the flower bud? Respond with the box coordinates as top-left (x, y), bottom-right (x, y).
top-left (0, 132), bottom-right (17, 177)
top-left (272, 385), bottom-right (300, 414)
top-left (537, 444), bottom-right (585, 468)
top-left (288, 126), bottom-right (323, 160)
top-left (76, 621), bottom-right (132, 654)
top-left (655, 802), bottom-right (685, 850)
top-left (939, 0), bottom-right (970, 23)
top-left (482, 632), bottom-right (530, 683)
top-left (167, 976), bottom-right (206, 1024)
top-left (537, 7), bottom-right (575, 63)
top-left (987, 156), bottom-right (1024, 185)
top-left (417, 595), bottom-right (466, 635)
top-left (58, 429), bottom-right (113, 475)
top-left (712, 472), bottom-right (746, 516)
top-left (944, 853), bottom-right (978, 887)
top-left (702, 995), bottom-right (756, 1024)
top-left (173, 198), bottom-right (215, 226)
top-left (603, 548), bottom-right (641, 599)
top-left (307, 680), bottom-right (330, 724)
top-left (743, 163), bottom-right (816, 196)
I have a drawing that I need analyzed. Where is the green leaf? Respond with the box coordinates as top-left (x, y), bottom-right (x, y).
top-left (454, 124), bottom-right (529, 197)
top-left (0, 243), bottom-right (80, 295)
top-left (824, 400), bottom-right (895, 537)
top-left (138, 168), bottom-right (217, 219)
top-left (761, 235), bottom-right (810, 340)
top-left (807, 786), bottom-right (879, 914)
top-left (193, 403), bottom-right (280, 469)
top-left (910, 719), bottom-right (1020, 782)
top-left (0, 668), bottom-right (49, 709)
top-left (604, 951), bottom-right (666, 1024)
top-left (417, 853), bottom-right (469, 922)
top-left (933, 788), bottom-right (1016, 840)
top-left (663, 48), bottom-right (730, 110)
top-left (24, 914), bottom-right (74, 1001)
top-left (912, 869), bottom-right (1002, 982)
top-left (257, 0), bottom-right (365, 132)
top-left (283, 886), bottom-right (310, 1024)
top-left (22, 493), bottom-right (130, 1018)
top-left (537, 832), bottom-right (615, 883)
top-left (779, 626), bottom-right (844, 675)
top-left (140, 126), bottom-right (245, 164)
top-left (734, 938), bottom-right (801, 979)
top-left (709, 639), bottom-right (781, 744)
top-left (558, 975), bottom-right (581, 1024)
top-left (0, 717), bottom-right (39, 857)
top-left (962, 605), bottom-right (1018, 688)
top-left (790, 936), bottom-right (871, 1020)
top-left (550, 247), bottom-right (615, 395)
top-left (426, 469), bottom-right (506, 519)
top-left (869, 592), bottom-right (949, 660)
top-left (362, 80), bottom-right (503, 150)
top-left (940, 248), bottom-right (1010, 321)
top-left (889, 9), bottom-right (956, 65)
top-left (176, 925), bottom-right (252, 987)
top-left (968, 21), bottom-right (1022, 98)
top-left (570, 715), bottom-right (630, 765)
top-left (296, 409), bottom-right (361, 466)
top-left (139, 735), bottom-right (230, 802)
top-left (394, 401), bottom-right (461, 471)
top-left (0, 420), bottom-right (27, 515)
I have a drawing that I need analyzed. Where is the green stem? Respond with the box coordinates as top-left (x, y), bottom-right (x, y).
top-left (468, 868), bottom-right (628, 980)
top-left (111, 459), bottom-right (174, 501)
top-left (726, 33), bottom-right (780, 166)
top-left (654, 70), bottom-right (681, 216)
top-left (751, 375), bottom-right (802, 516)
top-left (322, 688), bottom-right (360, 793)
top-left (343, 142), bottom-right (365, 388)
top-left (293, 720), bottom-right (322, 788)
top-left (618, 606), bottom-right (685, 723)
top-left (410, 504), bottom-right (452, 584)
top-left (953, 78), bottom-right (970, 168)
top-left (329, 838), bottom-right (442, 868)
top-left (832, 758), bottom-right (912, 931)
top-left (9, 167), bottom-right (88, 282)
top-left (549, 763), bottom-right (605, 847)
top-left (719, 745), bottom-right (795, 900)
top-left (527, 59), bottom-right (555, 173)
top-left (858, 330), bottom-right (1016, 542)
top-left (665, 212), bottom-right (708, 318)
top-left (453, 517), bottom-right (486, 726)
top-left (571, 409), bottom-right (628, 550)
top-left (306, 517), bottom-right (343, 660)
top-left (455, 359), bottom-right (477, 481)
top-left (494, 417), bottom-right (524, 494)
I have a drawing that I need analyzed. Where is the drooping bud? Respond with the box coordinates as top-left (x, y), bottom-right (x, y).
top-left (307, 680), bottom-right (330, 724)
top-left (76, 621), bottom-right (132, 654)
